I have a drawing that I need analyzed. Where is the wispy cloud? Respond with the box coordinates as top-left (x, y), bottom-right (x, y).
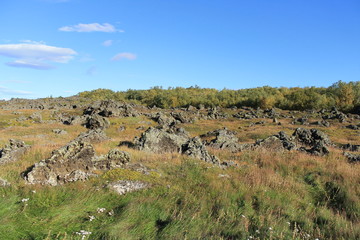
top-left (59, 23), bottom-right (123, 33)
top-left (0, 86), bottom-right (33, 95)
top-left (86, 66), bottom-right (97, 75)
top-left (102, 40), bottom-right (113, 47)
top-left (0, 43), bottom-right (77, 70)
top-left (111, 52), bottom-right (137, 61)
top-left (20, 40), bottom-right (46, 45)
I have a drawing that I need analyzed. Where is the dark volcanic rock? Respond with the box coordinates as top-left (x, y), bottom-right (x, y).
top-left (23, 140), bottom-right (130, 185)
top-left (75, 129), bottom-right (109, 143)
top-left (0, 139), bottom-right (30, 164)
top-left (344, 152), bottom-right (360, 163)
top-left (134, 127), bottom-right (225, 165)
top-left (182, 137), bottom-right (220, 164)
top-left (83, 114), bottom-right (110, 130)
top-left (151, 112), bottom-right (177, 128)
top-left (202, 128), bottom-right (241, 152)
top-left (134, 127), bottom-right (189, 153)
top-left (84, 100), bottom-right (138, 117)
top-left (342, 143), bottom-right (360, 152)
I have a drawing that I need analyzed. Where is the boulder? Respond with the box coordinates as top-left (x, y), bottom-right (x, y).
top-left (23, 140), bottom-right (130, 185)
top-left (344, 152), bottom-right (360, 163)
top-left (134, 127), bottom-right (189, 153)
top-left (0, 139), bottom-right (30, 164)
top-left (83, 114), bottom-right (110, 130)
top-left (201, 128), bottom-right (241, 152)
top-left (182, 137), bottom-right (220, 164)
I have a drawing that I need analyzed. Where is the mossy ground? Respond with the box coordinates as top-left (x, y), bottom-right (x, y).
top-left (0, 108), bottom-right (359, 239)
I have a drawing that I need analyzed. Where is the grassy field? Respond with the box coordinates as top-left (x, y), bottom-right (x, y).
top-left (0, 108), bottom-right (359, 239)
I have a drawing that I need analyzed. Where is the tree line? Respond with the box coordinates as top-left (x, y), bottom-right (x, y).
top-left (78, 81), bottom-right (360, 112)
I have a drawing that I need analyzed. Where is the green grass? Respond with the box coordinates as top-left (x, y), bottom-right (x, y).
top-left (0, 109), bottom-right (359, 239)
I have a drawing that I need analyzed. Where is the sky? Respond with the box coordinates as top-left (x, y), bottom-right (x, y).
top-left (0, 0), bottom-right (359, 99)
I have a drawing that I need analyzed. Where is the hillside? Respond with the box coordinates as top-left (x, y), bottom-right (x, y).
top-left (0, 94), bottom-right (359, 239)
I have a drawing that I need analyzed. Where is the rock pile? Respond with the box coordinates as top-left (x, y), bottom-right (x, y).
top-left (83, 100), bottom-right (138, 118)
top-left (23, 140), bottom-right (130, 186)
top-left (0, 139), bottom-right (30, 164)
top-left (233, 128), bottom-right (332, 156)
top-left (134, 127), bottom-right (228, 165)
top-left (201, 128), bottom-right (241, 153)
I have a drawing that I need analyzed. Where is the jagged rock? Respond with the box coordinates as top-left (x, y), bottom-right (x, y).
top-left (182, 137), bottom-right (220, 164)
top-left (28, 112), bottom-right (42, 123)
top-left (0, 139), bottom-right (30, 164)
top-left (292, 117), bottom-right (309, 125)
top-left (93, 149), bottom-right (130, 170)
top-left (83, 114), bottom-right (110, 130)
top-left (0, 97), bottom-right (85, 110)
top-left (52, 129), bottom-right (67, 135)
top-left (207, 107), bottom-right (228, 120)
top-left (293, 128), bottom-right (331, 146)
top-left (0, 178), bottom-right (10, 187)
top-left (151, 112), bottom-right (177, 128)
top-left (171, 112), bottom-right (195, 123)
top-left (346, 124), bottom-right (359, 130)
top-left (344, 152), bottom-right (360, 163)
top-left (23, 140), bottom-right (131, 185)
top-left (134, 127), bottom-right (189, 153)
top-left (342, 144), bottom-right (360, 152)
top-left (201, 128), bottom-right (241, 153)
top-left (84, 100), bottom-right (138, 117)
top-left (75, 129), bottom-right (109, 143)
top-left (134, 127), bottom-right (223, 165)
top-left (107, 180), bottom-right (148, 195)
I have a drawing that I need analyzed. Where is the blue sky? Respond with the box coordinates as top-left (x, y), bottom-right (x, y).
top-left (0, 0), bottom-right (359, 99)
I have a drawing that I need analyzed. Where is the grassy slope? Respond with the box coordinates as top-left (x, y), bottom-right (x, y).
top-left (0, 109), bottom-right (359, 240)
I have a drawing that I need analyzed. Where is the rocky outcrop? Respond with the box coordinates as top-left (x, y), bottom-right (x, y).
top-left (134, 127), bottom-right (228, 166)
top-left (237, 128), bottom-right (331, 156)
top-left (201, 128), bottom-right (241, 153)
top-left (134, 127), bottom-right (189, 153)
top-left (75, 129), bottom-right (109, 143)
top-left (181, 137), bottom-right (220, 164)
top-left (342, 143), bottom-right (360, 152)
top-left (151, 112), bottom-right (177, 128)
top-left (344, 152), bottom-right (360, 163)
top-left (84, 100), bottom-right (138, 118)
top-left (23, 140), bottom-right (130, 186)
top-left (83, 114), bottom-right (110, 130)
top-left (0, 139), bottom-right (30, 164)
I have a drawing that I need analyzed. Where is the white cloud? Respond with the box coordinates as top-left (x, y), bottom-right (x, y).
top-left (0, 86), bottom-right (33, 95)
top-left (102, 40), bottom-right (113, 47)
top-left (20, 40), bottom-right (46, 45)
top-left (59, 23), bottom-right (123, 33)
top-left (0, 43), bottom-right (77, 70)
top-left (111, 52), bottom-right (137, 61)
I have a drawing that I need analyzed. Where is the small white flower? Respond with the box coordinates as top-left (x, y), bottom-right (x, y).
top-left (21, 198), bottom-right (29, 202)
top-left (108, 210), bottom-right (114, 216)
top-left (287, 222), bottom-right (291, 225)
top-left (255, 230), bottom-right (260, 233)
top-left (241, 214), bottom-right (246, 218)
top-left (97, 207), bottom-right (106, 213)
top-left (269, 227), bottom-right (273, 231)
top-left (89, 215), bottom-right (95, 221)
top-left (31, 190), bottom-right (36, 193)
